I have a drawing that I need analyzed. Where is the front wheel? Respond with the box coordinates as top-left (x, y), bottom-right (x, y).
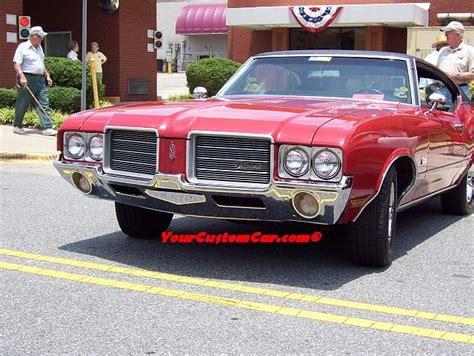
top-left (350, 167), bottom-right (397, 267)
top-left (440, 172), bottom-right (472, 215)
top-left (115, 202), bottom-right (173, 239)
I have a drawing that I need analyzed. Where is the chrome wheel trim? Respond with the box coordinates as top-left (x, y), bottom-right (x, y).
top-left (467, 174), bottom-right (473, 204)
top-left (387, 182), bottom-right (396, 242)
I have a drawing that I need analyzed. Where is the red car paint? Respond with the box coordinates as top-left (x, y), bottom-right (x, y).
top-left (58, 94), bottom-right (473, 223)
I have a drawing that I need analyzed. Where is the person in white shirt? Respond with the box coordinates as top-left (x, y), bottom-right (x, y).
top-left (437, 21), bottom-right (474, 99)
top-left (67, 40), bottom-right (79, 61)
top-left (12, 26), bottom-right (56, 136)
top-left (424, 35), bottom-right (448, 65)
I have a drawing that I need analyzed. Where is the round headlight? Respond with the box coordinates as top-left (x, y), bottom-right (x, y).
top-left (66, 133), bottom-right (85, 159)
top-left (284, 148), bottom-right (309, 177)
top-left (89, 135), bottom-right (104, 161)
top-left (312, 150), bottom-right (341, 179)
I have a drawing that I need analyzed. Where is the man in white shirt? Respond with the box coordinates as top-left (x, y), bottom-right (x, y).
top-left (437, 21), bottom-right (474, 99)
top-left (12, 26), bottom-right (56, 136)
top-left (424, 35), bottom-right (448, 65)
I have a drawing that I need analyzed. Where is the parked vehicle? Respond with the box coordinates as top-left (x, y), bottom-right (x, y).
top-left (55, 50), bottom-right (473, 267)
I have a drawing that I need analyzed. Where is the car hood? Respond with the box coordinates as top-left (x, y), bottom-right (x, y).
top-left (78, 97), bottom-right (402, 145)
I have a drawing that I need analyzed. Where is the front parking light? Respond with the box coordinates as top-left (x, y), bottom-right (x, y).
top-left (71, 172), bottom-right (92, 194)
top-left (292, 191), bottom-right (320, 218)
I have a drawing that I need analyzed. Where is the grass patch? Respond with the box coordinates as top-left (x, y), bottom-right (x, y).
top-left (0, 107), bottom-right (69, 129)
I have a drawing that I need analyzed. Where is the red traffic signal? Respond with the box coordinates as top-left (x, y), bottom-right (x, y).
top-left (18, 16), bottom-right (31, 40)
top-left (154, 31), bottom-right (163, 49)
top-left (19, 16), bottom-right (30, 27)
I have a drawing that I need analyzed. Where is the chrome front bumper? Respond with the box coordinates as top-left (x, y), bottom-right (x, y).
top-left (54, 160), bottom-right (352, 225)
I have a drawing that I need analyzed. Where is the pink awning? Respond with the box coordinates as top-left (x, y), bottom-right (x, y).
top-left (176, 4), bottom-right (227, 35)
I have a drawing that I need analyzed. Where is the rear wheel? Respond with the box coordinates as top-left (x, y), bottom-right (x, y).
top-left (115, 202), bottom-right (173, 239)
top-left (350, 167), bottom-right (397, 267)
top-left (440, 172), bottom-right (472, 215)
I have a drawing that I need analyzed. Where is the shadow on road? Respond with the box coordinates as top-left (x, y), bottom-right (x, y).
top-left (59, 196), bottom-right (466, 291)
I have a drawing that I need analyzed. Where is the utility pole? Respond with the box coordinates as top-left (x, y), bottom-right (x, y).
top-left (81, 0), bottom-right (87, 111)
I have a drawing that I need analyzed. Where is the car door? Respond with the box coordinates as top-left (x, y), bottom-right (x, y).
top-left (416, 63), bottom-right (467, 195)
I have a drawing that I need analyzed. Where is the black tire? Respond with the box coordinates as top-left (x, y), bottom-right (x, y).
top-left (350, 167), bottom-right (398, 267)
top-left (115, 202), bottom-right (173, 239)
top-left (440, 172), bottom-right (473, 215)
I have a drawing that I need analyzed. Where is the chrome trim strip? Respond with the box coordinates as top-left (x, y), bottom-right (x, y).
top-left (186, 131), bottom-right (274, 190)
top-left (397, 185), bottom-right (455, 213)
top-left (103, 126), bottom-right (159, 181)
top-left (118, 172), bottom-right (353, 193)
top-left (408, 57), bottom-right (419, 107)
top-left (213, 203), bottom-right (266, 210)
top-left (352, 155), bottom-right (417, 222)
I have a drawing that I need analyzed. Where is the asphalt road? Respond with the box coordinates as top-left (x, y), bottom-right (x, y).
top-left (1, 161), bottom-right (473, 354)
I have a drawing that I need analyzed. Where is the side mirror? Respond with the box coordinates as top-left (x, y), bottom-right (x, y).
top-left (193, 87), bottom-right (208, 99)
top-left (427, 92), bottom-right (447, 113)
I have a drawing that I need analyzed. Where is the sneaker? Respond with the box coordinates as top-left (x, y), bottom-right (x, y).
top-left (13, 127), bottom-right (26, 135)
top-left (42, 128), bottom-right (57, 136)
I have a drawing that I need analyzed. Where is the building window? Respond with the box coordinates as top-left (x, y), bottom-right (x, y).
top-left (290, 28), bottom-right (366, 50)
top-left (43, 32), bottom-right (71, 57)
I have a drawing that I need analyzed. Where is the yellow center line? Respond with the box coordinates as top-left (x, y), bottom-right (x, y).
top-left (0, 248), bottom-right (473, 327)
top-left (0, 260), bottom-right (472, 345)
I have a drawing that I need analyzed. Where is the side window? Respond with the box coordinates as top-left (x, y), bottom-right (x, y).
top-left (417, 66), bottom-right (455, 110)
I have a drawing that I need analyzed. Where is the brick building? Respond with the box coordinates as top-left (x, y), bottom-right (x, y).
top-left (227, 0), bottom-right (474, 64)
top-left (0, 0), bottom-right (157, 102)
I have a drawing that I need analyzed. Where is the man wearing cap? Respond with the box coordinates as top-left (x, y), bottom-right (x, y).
top-left (12, 26), bottom-right (56, 136)
top-left (425, 35), bottom-right (448, 65)
top-left (437, 21), bottom-right (474, 99)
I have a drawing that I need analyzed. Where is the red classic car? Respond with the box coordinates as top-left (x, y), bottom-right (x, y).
top-left (54, 50), bottom-right (473, 267)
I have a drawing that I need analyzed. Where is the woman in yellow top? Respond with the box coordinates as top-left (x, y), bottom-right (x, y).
top-left (86, 42), bottom-right (107, 84)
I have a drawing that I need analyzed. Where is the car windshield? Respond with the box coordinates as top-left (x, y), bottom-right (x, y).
top-left (220, 55), bottom-right (412, 104)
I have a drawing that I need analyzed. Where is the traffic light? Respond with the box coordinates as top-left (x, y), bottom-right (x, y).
top-left (153, 31), bottom-right (163, 49)
top-left (18, 15), bottom-right (31, 40)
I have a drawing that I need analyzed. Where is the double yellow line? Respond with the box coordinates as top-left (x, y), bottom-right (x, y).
top-left (0, 248), bottom-right (472, 344)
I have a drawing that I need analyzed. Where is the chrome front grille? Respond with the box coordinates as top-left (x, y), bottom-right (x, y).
top-left (108, 129), bottom-right (157, 176)
top-left (193, 135), bottom-right (271, 185)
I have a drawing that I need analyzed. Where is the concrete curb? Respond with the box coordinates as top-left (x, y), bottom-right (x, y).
top-left (0, 151), bottom-right (58, 162)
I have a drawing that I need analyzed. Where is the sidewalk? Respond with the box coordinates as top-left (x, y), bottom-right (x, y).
top-left (157, 72), bottom-right (189, 99)
top-left (0, 73), bottom-right (187, 162)
top-left (0, 125), bottom-right (58, 161)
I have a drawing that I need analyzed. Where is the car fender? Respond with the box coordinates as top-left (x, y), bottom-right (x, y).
top-left (339, 149), bottom-right (417, 223)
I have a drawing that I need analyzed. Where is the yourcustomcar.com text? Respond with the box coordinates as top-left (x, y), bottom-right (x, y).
top-left (161, 231), bottom-right (323, 244)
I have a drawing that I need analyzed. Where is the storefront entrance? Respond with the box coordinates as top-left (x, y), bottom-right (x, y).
top-left (289, 27), bottom-right (366, 50)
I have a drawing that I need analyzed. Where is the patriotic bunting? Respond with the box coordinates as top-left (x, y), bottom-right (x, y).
top-left (290, 6), bottom-right (342, 33)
